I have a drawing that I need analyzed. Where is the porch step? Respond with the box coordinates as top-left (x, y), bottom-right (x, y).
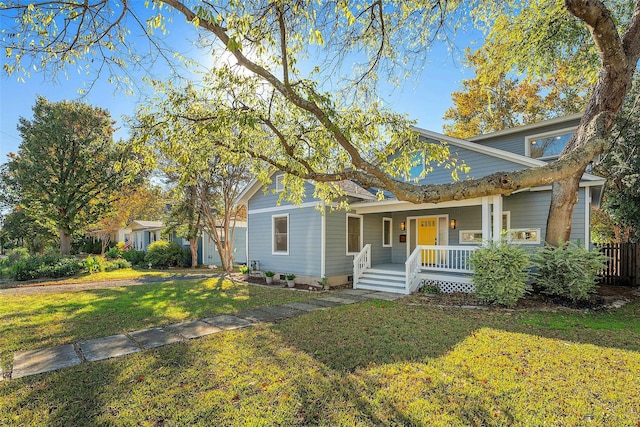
top-left (356, 269), bottom-right (406, 294)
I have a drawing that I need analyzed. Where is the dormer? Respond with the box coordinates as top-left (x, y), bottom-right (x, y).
top-left (525, 127), bottom-right (577, 160)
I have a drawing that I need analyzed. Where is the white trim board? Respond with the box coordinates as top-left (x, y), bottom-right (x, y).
top-left (248, 201), bottom-right (326, 215)
top-left (468, 113), bottom-right (583, 141)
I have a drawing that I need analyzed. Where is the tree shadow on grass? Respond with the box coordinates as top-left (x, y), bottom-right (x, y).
top-left (0, 327), bottom-right (393, 425)
top-left (274, 298), bottom-right (640, 372)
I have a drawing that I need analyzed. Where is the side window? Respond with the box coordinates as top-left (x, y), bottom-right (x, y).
top-left (272, 214), bottom-right (289, 254)
top-left (347, 214), bottom-right (363, 254)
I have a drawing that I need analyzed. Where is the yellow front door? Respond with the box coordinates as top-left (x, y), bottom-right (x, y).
top-left (418, 217), bottom-right (438, 265)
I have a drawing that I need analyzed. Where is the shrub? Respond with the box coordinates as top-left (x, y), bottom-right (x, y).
top-left (532, 242), bottom-right (608, 302)
top-left (11, 254), bottom-right (82, 280)
top-left (122, 248), bottom-right (146, 266)
top-left (75, 237), bottom-right (102, 255)
top-left (265, 271), bottom-right (275, 278)
top-left (145, 240), bottom-right (186, 268)
top-left (12, 260), bottom-right (38, 281)
top-left (469, 240), bottom-right (531, 307)
top-left (104, 246), bottom-right (121, 259)
top-left (7, 247), bottom-right (30, 264)
top-left (104, 258), bottom-right (131, 271)
top-left (44, 258), bottom-right (83, 277)
top-left (84, 255), bottom-right (106, 274)
top-left (420, 284), bottom-right (441, 294)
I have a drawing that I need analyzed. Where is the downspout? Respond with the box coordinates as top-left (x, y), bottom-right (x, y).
top-left (321, 203), bottom-right (326, 279)
top-left (585, 186), bottom-right (590, 250)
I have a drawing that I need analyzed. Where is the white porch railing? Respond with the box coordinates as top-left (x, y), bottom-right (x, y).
top-left (405, 245), bottom-right (478, 293)
top-left (352, 244), bottom-right (372, 288)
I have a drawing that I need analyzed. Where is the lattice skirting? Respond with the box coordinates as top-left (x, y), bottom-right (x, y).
top-left (420, 278), bottom-right (475, 293)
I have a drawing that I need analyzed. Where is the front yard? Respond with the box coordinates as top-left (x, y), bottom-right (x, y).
top-left (0, 275), bottom-right (638, 426)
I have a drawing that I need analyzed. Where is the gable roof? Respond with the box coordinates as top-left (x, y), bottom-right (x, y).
top-left (467, 112), bottom-right (583, 142)
top-left (238, 117), bottom-right (602, 206)
top-left (236, 172), bottom-right (376, 206)
top-left (411, 125), bottom-right (603, 182)
top-left (127, 220), bottom-right (164, 230)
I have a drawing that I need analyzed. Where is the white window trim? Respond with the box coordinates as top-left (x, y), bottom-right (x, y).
top-left (459, 230), bottom-right (484, 245)
top-left (382, 217), bottom-right (393, 248)
top-left (346, 213), bottom-right (364, 255)
top-left (501, 211), bottom-right (511, 232)
top-left (525, 126), bottom-right (577, 159)
top-left (272, 213), bottom-right (289, 255)
top-left (459, 212), bottom-right (510, 244)
top-left (507, 228), bottom-right (541, 245)
top-left (275, 174), bottom-right (285, 192)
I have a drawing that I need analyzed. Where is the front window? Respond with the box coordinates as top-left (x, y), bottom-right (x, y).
top-left (347, 214), bottom-right (363, 254)
top-left (527, 129), bottom-right (575, 159)
top-left (460, 212), bottom-right (510, 244)
top-left (272, 214), bottom-right (289, 254)
top-left (508, 228), bottom-right (541, 244)
top-left (382, 217), bottom-right (392, 247)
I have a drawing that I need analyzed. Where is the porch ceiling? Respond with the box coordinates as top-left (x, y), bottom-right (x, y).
top-left (350, 197), bottom-right (486, 214)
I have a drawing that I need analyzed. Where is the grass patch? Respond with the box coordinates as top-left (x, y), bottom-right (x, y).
top-left (0, 277), bottom-right (318, 369)
top-left (275, 299), bottom-right (640, 371)
top-left (1, 290), bottom-right (639, 425)
top-left (1, 321), bottom-right (638, 426)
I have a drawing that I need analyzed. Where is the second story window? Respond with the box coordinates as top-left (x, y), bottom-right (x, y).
top-left (526, 129), bottom-right (575, 159)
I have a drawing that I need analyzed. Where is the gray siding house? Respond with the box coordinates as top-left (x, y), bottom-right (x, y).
top-left (237, 114), bottom-right (605, 294)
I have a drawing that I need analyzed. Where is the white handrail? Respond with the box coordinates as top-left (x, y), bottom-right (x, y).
top-left (414, 245), bottom-right (477, 273)
top-left (352, 244), bottom-right (371, 288)
top-left (406, 245), bottom-right (477, 293)
top-left (405, 246), bottom-right (423, 293)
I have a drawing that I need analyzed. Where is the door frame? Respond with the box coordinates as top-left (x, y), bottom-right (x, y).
top-left (405, 214), bottom-right (450, 260)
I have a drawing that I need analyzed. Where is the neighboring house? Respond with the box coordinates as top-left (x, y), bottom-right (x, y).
top-left (127, 220), bottom-right (164, 251)
top-left (201, 222), bottom-right (248, 266)
top-left (237, 113), bottom-right (606, 294)
top-left (125, 219), bottom-right (248, 266)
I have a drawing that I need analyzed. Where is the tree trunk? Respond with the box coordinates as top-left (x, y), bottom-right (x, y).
top-left (545, 172), bottom-right (583, 245)
top-left (189, 238), bottom-right (198, 268)
top-left (101, 236), bottom-right (110, 255)
top-left (60, 230), bottom-right (72, 255)
top-left (214, 239), bottom-right (234, 273)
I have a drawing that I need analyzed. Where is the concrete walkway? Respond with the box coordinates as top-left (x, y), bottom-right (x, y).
top-left (3, 289), bottom-right (403, 380)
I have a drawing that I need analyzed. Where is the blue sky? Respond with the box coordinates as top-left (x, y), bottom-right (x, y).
top-left (0, 7), bottom-right (480, 163)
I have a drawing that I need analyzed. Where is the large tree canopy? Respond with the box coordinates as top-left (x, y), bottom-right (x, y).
top-left (443, 49), bottom-right (590, 138)
top-left (135, 81), bottom-right (252, 271)
top-left (2, 0), bottom-right (639, 245)
top-left (3, 96), bottom-right (142, 254)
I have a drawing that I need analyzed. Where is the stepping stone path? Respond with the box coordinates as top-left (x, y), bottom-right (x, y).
top-left (3, 289), bottom-right (402, 380)
top-left (129, 328), bottom-right (183, 349)
top-left (79, 334), bottom-right (140, 362)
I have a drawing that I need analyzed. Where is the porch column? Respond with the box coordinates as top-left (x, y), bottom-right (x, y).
top-left (481, 197), bottom-right (491, 244)
top-left (492, 194), bottom-right (503, 242)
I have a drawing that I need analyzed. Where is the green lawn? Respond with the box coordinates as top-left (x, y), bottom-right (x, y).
top-left (0, 275), bottom-right (318, 369)
top-left (1, 280), bottom-right (639, 426)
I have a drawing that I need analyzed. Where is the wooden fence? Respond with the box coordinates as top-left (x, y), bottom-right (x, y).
top-left (596, 243), bottom-right (640, 286)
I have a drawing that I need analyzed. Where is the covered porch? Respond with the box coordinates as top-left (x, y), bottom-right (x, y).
top-left (351, 195), bottom-right (507, 294)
